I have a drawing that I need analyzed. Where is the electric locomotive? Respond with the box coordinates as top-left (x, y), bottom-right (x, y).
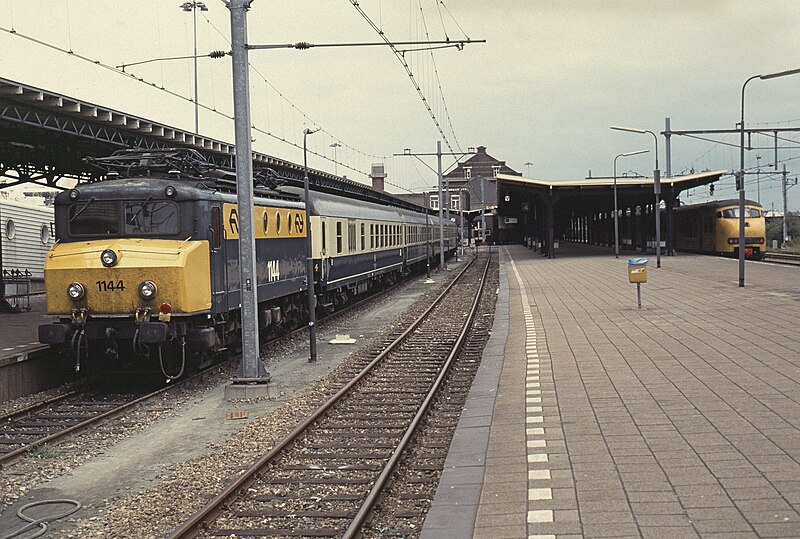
top-left (38, 149), bottom-right (455, 378)
top-left (673, 199), bottom-right (766, 259)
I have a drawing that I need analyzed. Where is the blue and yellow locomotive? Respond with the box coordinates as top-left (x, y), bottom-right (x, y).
top-left (38, 149), bottom-right (456, 378)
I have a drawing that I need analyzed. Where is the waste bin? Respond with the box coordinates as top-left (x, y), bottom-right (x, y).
top-left (627, 258), bottom-right (648, 284)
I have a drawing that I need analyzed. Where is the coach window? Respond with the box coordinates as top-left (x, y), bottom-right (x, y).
top-left (40, 223), bottom-right (51, 244)
top-left (276, 212), bottom-right (282, 234)
top-left (5, 219), bottom-right (15, 240)
top-left (211, 207), bottom-right (222, 249)
top-left (263, 211), bottom-right (269, 234)
top-left (360, 223), bottom-right (365, 251)
top-left (321, 221), bottom-right (327, 252)
top-left (336, 221), bottom-right (343, 253)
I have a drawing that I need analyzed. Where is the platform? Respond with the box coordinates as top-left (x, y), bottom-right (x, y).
top-left (422, 243), bottom-right (800, 539)
top-left (0, 294), bottom-right (59, 402)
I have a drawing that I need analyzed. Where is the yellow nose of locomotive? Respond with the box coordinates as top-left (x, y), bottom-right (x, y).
top-left (44, 239), bottom-right (211, 315)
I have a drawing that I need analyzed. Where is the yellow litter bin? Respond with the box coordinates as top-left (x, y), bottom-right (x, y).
top-left (627, 258), bottom-right (648, 284)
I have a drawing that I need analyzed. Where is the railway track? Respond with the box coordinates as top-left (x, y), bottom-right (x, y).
top-left (0, 385), bottom-right (175, 467)
top-left (168, 253), bottom-right (492, 539)
top-left (0, 263), bottom-right (435, 467)
top-left (764, 251), bottom-right (800, 265)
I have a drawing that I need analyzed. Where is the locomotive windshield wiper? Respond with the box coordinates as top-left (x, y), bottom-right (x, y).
top-left (127, 196), bottom-right (154, 223)
top-left (69, 197), bottom-right (96, 222)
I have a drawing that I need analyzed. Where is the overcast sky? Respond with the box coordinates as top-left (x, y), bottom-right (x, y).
top-left (1, 1), bottom-right (799, 211)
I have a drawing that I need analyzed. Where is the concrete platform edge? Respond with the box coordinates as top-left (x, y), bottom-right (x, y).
top-left (420, 251), bottom-right (510, 537)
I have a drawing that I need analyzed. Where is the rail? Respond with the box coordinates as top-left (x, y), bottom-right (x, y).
top-left (764, 251), bottom-right (800, 266)
top-left (168, 253), bottom-right (490, 538)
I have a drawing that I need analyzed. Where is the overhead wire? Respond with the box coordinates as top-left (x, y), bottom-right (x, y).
top-left (347, 0), bottom-right (463, 156)
top-left (0, 10), bottom-right (387, 182)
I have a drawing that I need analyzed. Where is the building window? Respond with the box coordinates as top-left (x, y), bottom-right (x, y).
top-left (429, 195), bottom-right (439, 210)
top-left (450, 194), bottom-right (460, 210)
top-left (492, 165), bottom-right (501, 177)
top-left (464, 167), bottom-right (472, 180)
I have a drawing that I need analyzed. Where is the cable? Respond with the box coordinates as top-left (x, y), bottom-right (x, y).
top-left (1, 499), bottom-right (82, 539)
top-left (348, 0), bottom-right (462, 155)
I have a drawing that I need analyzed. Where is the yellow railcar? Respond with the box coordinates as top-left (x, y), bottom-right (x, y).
top-left (674, 199), bottom-right (766, 260)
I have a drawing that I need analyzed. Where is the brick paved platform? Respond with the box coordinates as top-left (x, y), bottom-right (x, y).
top-left (422, 243), bottom-right (800, 539)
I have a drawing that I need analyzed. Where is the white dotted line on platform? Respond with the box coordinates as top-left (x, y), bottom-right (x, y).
top-left (509, 255), bottom-right (554, 533)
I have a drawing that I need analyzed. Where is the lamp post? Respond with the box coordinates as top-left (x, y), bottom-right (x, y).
top-left (329, 142), bottom-right (341, 176)
top-left (610, 126), bottom-right (662, 267)
top-left (613, 149), bottom-right (649, 258)
top-left (304, 127), bottom-right (320, 363)
top-left (180, 1), bottom-right (208, 134)
top-left (739, 68), bottom-right (800, 287)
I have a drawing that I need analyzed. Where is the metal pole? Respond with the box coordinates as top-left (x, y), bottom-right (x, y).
top-left (437, 141), bottom-right (445, 270)
top-left (756, 155), bottom-right (762, 203)
top-left (304, 129), bottom-right (318, 363)
top-left (229, 0), bottom-right (269, 383)
top-left (330, 142), bottom-right (340, 176)
top-left (480, 175), bottom-right (486, 250)
top-left (650, 131), bottom-right (661, 268)
top-left (739, 75), bottom-right (759, 288)
top-left (192, 5), bottom-right (199, 134)
top-left (783, 164), bottom-right (789, 249)
top-left (613, 157), bottom-right (620, 258)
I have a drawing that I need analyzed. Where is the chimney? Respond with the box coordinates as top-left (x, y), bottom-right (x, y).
top-left (370, 163), bottom-right (387, 191)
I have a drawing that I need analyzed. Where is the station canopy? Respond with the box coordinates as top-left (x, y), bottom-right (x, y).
top-left (496, 169), bottom-right (727, 195)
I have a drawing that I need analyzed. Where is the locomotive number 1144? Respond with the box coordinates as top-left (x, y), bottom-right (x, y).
top-left (96, 280), bottom-right (125, 291)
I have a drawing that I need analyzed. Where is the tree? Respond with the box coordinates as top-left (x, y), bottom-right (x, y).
top-left (766, 212), bottom-right (800, 250)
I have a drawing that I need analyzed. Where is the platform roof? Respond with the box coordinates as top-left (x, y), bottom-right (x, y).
top-left (496, 169), bottom-right (727, 192)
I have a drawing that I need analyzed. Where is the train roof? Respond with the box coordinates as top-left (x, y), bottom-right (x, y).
top-left (675, 199), bottom-right (761, 212)
top-left (83, 148), bottom-right (426, 213)
top-left (282, 187), bottom-right (440, 225)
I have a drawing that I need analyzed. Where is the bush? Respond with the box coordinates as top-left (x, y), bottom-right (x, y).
top-left (767, 212), bottom-right (800, 251)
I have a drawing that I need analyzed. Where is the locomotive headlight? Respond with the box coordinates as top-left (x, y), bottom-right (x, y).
top-left (67, 282), bottom-right (85, 300)
top-left (100, 249), bottom-right (118, 267)
top-left (164, 185), bottom-right (176, 197)
top-left (69, 189), bottom-right (80, 200)
top-left (138, 280), bottom-right (157, 300)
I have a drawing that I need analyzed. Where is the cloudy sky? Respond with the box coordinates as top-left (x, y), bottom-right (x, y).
top-left (1, 1), bottom-right (799, 210)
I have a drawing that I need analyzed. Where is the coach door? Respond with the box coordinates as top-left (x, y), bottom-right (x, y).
top-left (210, 206), bottom-right (229, 313)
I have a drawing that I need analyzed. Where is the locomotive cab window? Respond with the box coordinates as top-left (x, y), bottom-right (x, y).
top-left (69, 201), bottom-right (120, 236)
top-left (124, 200), bottom-right (179, 235)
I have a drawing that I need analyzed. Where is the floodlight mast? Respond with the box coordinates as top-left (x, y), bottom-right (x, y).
top-left (738, 67), bottom-right (800, 287)
top-left (612, 149), bottom-right (650, 258)
top-left (610, 126), bottom-right (662, 267)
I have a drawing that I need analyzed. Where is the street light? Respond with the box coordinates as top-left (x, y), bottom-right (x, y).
top-left (180, 1), bottom-right (208, 134)
top-left (613, 149), bottom-right (649, 258)
top-left (610, 126), bottom-right (662, 268)
top-left (525, 161), bottom-right (533, 176)
top-left (329, 142), bottom-right (341, 176)
top-left (738, 67), bottom-right (800, 287)
top-left (303, 127), bottom-right (320, 363)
